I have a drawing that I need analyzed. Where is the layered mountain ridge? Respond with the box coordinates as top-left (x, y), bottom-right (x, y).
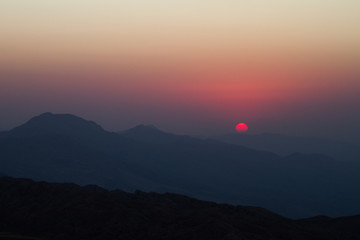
top-left (1, 112), bottom-right (360, 218)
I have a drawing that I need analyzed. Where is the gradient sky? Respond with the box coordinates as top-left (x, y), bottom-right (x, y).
top-left (1, 0), bottom-right (359, 143)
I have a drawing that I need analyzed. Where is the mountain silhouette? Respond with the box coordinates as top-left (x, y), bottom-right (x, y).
top-left (10, 112), bottom-right (104, 136)
top-left (6, 112), bottom-right (132, 150)
top-left (212, 133), bottom-right (360, 162)
top-left (1, 176), bottom-right (360, 240)
top-left (1, 113), bottom-right (360, 218)
top-left (121, 124), bottom-right (185, 143)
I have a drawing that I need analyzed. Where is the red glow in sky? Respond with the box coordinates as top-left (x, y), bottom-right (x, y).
top-left (0, 1), bottom-right (359, 143)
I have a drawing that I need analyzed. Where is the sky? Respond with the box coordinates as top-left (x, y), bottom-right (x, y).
top-left (0, 0), bottom-right (359, 143)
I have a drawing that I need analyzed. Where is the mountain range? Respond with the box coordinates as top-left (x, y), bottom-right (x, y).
top-left (1, 112), bottom-right (360, 218)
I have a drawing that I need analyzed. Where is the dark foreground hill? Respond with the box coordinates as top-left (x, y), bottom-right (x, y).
top-left (1, 177), bottom-right (360, 240)
top-left (2, 113), bottom-right (360, 218)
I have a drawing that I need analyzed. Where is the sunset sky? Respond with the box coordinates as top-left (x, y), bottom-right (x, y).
top-left (1, 0), bottom-right (359, 143)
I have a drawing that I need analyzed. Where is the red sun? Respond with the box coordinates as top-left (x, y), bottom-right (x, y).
top-left (236, 123), bottom-right (248, 133)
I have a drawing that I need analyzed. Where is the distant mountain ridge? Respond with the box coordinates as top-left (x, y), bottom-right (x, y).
top-left (211, 132), bottom-right (360, 161)
top-left (121, 124), bottom-right (187, 143)
top-left (1, 112), bottom-right (360, 218)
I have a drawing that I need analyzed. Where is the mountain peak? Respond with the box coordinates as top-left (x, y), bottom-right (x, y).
top-left (38, 112), bottom-right (53, 117)
top-left (123, 124), bottom-right (168, 136)
top-left (121, 124), bottom-right (179, 143)
top-left (10, 112), bottom-right (104, 137)
top-left (129, 124), bottom-right (160, 132)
